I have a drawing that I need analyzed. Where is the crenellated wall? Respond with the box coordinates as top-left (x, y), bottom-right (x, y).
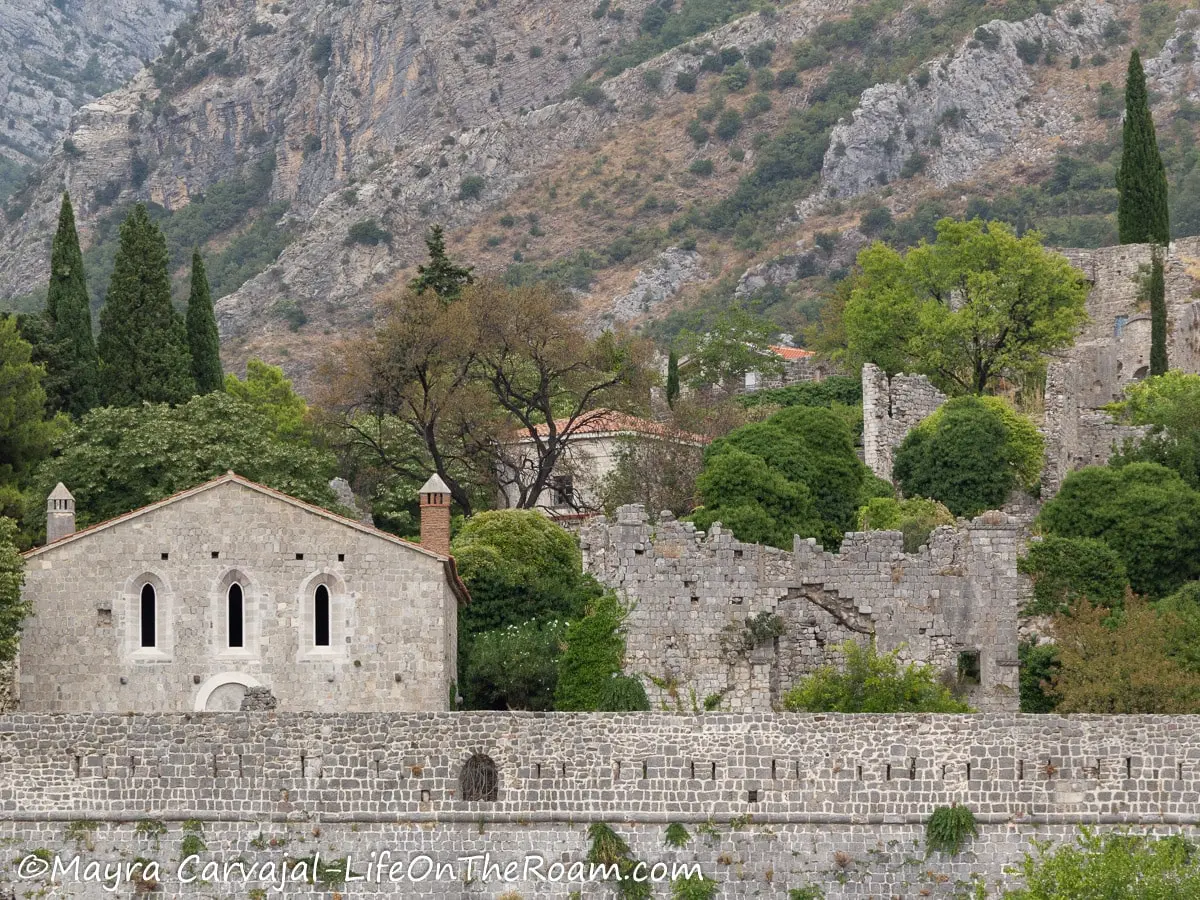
top-left (1, 712), bottom-right (1199, 897)
top-left (581, 505), bottom-right (1027, 714)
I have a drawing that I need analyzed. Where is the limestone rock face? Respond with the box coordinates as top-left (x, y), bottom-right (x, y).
top-left (799, 3), bottom-right (1121, 216)
top-left (0, 0), bottom-right (192, 165)
top-left (0, 0), bottom-right (854, 351)
top-left (600, 247), bottom-right (709, 332)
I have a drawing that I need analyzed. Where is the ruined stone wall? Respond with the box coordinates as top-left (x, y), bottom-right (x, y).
top-left (581, 505), bottom-right (1027, 714)
top-left (1, 712), bottom-right (1199, 898)
top-left (1041, 238), bottom-right (1200, 495)
top-left (861, 362), bottom-right (948, 482)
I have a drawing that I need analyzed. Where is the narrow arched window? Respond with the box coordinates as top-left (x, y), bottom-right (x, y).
top-left (460, 754), bottom-right (499, 802)
top-left (314, 584), bottom-right (330, 647)
top-left (228, 583), bottom-right (244, 648)
top-left (140, 583), bottom-right (156, 648)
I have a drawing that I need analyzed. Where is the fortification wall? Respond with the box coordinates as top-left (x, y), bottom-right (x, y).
top-left (581, 506), bottom-right (1026, 714)
top-left (0, 712), bottom-right (1198, 898)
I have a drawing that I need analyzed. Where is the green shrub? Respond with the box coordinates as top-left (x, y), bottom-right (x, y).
top-left (346, 219), bottom-right (391, 246)
top-left (856, 496), bottom-right (955, 552)
top-left (714, 108), bottom-right (742, 140)
top-left (744, 92), bottom-right (772, 118)
top-left (1003, 829), bottom-right (1200, 898)
top-left (597, 674), bottom-right (650, 711)
top-left (1036, 462), bottom-right (1200, 598)
top-left (664, 823), bottom-right (691, 848)
top-left (689, 158), bottom-right (714, 176)
top-left (1017, 535), bottom-right (1129, 615)
top-left (463, 619), bottom-right (567, 710)
top-left (783, 641), bottom-right (971, 713)
top-left (894, 396), bottom-right (1043, 518)
top-left (642, 68), bottom-right (663, 91)
top-left (694, 405), bottom-right (867, 550)
top-left (675, 70), bottom-right (698, 93)
top-left (555, 593), bottom-right (630, 711)
top-left (925, 804), bottom-right (977, 856)
top-left (457, 175), bottom-right (486, 200)
top-left (1018, 639), bottom-right (1059, 713)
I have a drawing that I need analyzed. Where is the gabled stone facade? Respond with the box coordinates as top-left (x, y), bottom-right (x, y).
top-left (18, 473), bottom-right (467, 713)
top-left (581, 504), bottom-right (1027, 714)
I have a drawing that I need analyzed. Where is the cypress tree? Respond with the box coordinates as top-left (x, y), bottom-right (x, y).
top-left (666, 349), bottom-right (680, 408)
top-left (97, 204), bottom-right (195, 406)
top-left (45, 192), bottom-right (100, 417)
top-left (185, 251), bottom-right (223, 393)
top-left (1117, 50), bottom-right (1170, 245)
top-left (1150, 246), bottom-right (1168, 376)
top-left (408, 224), bottom-right (474, 300)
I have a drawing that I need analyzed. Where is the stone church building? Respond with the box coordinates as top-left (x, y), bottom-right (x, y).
top-left (19, 473), bottom-right (468, 713)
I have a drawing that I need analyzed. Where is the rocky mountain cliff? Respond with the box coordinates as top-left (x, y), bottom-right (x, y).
top-left (0, 0), bottom-right (192, 171)
top-left (0, 0), bottom-right (1197, 385)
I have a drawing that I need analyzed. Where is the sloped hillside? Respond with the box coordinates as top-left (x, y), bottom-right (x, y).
top-left (1, 0), bottom-right (1198, 386)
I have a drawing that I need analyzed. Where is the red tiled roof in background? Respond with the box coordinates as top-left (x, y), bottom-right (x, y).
top-left (768, 345), bottom-right (815, 361)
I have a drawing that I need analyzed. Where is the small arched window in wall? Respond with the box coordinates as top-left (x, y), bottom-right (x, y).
top-left (140, 583), bottom-right (156, 648)
top-left (314, 584), bottom-right (331, 647)
top-left (460, 754), bottom-right (499, 802)
top-left (227, 583), bottom-right (244, 648)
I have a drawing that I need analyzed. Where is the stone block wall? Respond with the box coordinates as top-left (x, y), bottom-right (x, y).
top-left (18, 478), bottom-right (459, 714)
top-left (862, 362), bottom-right (948, 482)
top-left (581, 505), bottom-right (1027, 714)
top-left (1, 712), bottom-right (1200, 897)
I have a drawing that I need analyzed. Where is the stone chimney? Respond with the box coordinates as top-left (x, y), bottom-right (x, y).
top-left (418, 473), bottom-right (452, 556)
top-left (46, 483), bottom-right (75, 543)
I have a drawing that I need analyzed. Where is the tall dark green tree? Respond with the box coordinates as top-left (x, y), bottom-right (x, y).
top-left (185, 251), bottom-right (223, 394)
top-left (1117, 50), bottom-right (1170, 245)
top-left (44, 193), bottom-right (100, 417)
top-left (1150, 246), bottom-right (1168, 376)
top-left (408, 224), bottom-right (474, 301)
top-left (96, 204), bottom-right (195, 406)
top-left (1118, 51), bottom-right (1171, 375)
top-left (665, 349), bottom-right (680, 407)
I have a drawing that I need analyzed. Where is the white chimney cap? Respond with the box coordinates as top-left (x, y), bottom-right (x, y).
top-left (419, 473), bottom-right (451, 495)
top-left (48, 482), bottom-right (74, 501)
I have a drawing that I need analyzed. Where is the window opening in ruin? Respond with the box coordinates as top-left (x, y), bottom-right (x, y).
top-left (211, 550), bottom-right (219, 559)
top-left (160, 552), bottom-right (168, 560)
top-left (140, 583), bottom-right (156, 647)
top-left (748, 790), bottom-right (759, 803)
top-left (1114, 315), bottom-right (1128, 338)
top-left (550, 475), bottom-right (574, 507)
top-left (1134, 365), bottom-right (1149, 381)
top-left (1126, 757), bottom-right (1132, 778)
top-left (296, 552), bottom-right (305, 560)
top-left (460, 754), bottom-right (499, 802)
top-left (228, 583), bottom-right (245, 648)
top-left (642, 761), bottom-right (648, 779)
top-left (338, 554), bottom-right (345, 562)
top-left (314, 584), bottom-right (331, 646)
top-left (1018, 760), bottom-right (1024, 780)
top-left (710, 762), bottom-right (716, 779)
top-left (855, 765), bottom-right (862, 781)
top-left (886, 764), bottom-right (891, 781)
top-left (957, 650), bottom-right (981, 686)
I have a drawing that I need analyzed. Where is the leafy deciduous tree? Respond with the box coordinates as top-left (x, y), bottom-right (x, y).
top-left (1109, 371), bottom-right (1200, 488)
top-left (0, 318), bottom-right (58, 486)
top-left (676, 307), bottom-right (785, 390)
top-left (35, 392), bottom-right (339, 530)
top-left (1048, 594), bottom-right (1200, 714)
top-left (462, 619), bottom-right (567, 711)
top-left (0, 517), bottom-right (29, 663)
top-left (843, 218), bottom-right (1089, 395)
top-left (695, 405), bottom-right (867, 549)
